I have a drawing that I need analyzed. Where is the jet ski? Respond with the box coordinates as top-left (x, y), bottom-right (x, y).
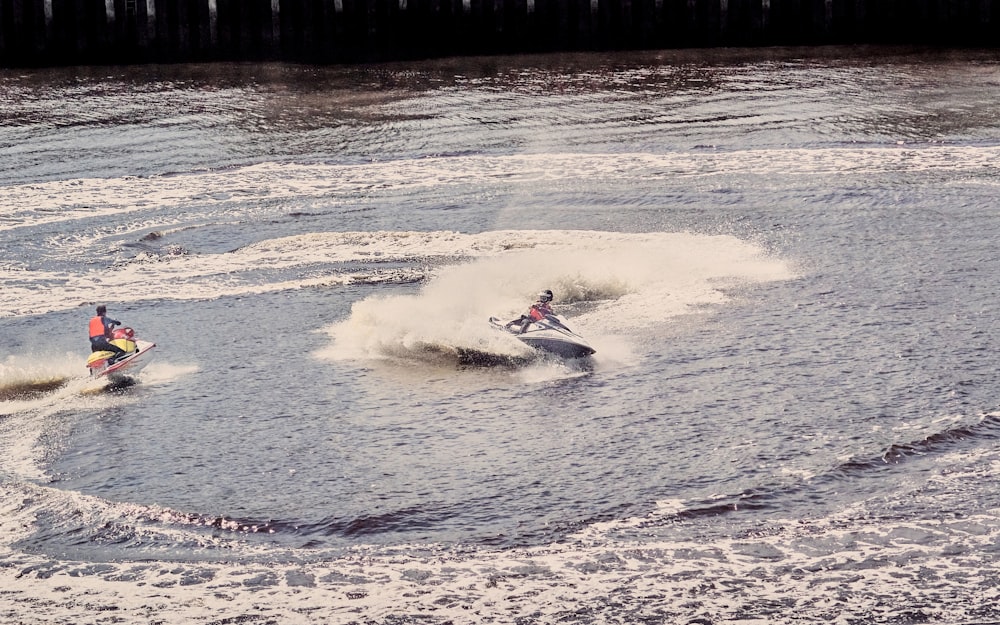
top-left (86, 327), bottom-right (156, 382)
top-left (489, 313), bottom-right (596, 359)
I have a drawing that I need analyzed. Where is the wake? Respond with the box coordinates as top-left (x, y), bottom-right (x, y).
top-left (315, 229), bottom-right (793, 367)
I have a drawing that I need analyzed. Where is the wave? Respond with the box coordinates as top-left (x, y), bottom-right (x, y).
top-left (1, 478), bottom-right (274, 561)
top-left (2, 230), bottom-right (793, 374)
top-left (4, 410), bottom-right (1000, 623)
top-left (4, 145), bottom-right (1000, 232)
top-left (829, 413), bottom-right (1000, 476)
top-left (202, 502), bottom-right (463, 541)
top-left (5, 474), bottom-right (482, 559)
top-left (7, 469), bottom-right (1000, 625)
top-left (0, 353), bottom-right (83, 404)
top-left (11, 142), bottom-right (975, 322)
top-left (315, 230), bottom-right (792, 365)
top-left (7, 475), bottom-right (585, 558)
top-left (0, 258), bottom-right (427, 319)
top-left (0, 358), bottom-right (197, 486)
top-left (637, 412), bottom-right (1000, 527)
top-left (0, 353), bottom-right (190, 409)
top-left (0, 378), bottom-right (68, 403)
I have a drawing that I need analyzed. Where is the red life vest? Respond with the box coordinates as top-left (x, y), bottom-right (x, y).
top-left (89, 316), bottom-right (107, 339)
top-left (529, 303), bottom-right (552, 321)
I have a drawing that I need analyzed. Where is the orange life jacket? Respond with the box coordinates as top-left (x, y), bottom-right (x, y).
top-left (89, 315), bottom-right (107, 339)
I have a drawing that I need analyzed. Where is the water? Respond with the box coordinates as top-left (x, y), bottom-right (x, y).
top-left (3, 46), bottom-right (1000, 623)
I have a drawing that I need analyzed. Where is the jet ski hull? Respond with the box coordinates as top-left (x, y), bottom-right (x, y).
top-left (88, 339), bottom-right (156, 382)
top-left (518, 335), bottom-right (595, 359)
top-left (490, 315), bottom-right (595, 359)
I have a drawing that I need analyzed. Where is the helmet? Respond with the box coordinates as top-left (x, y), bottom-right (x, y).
top-left (538, 289), bottom-right (553, 303)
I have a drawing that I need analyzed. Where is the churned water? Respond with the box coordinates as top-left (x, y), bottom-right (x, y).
top-left (3, 46), bottom-right (1000, 623)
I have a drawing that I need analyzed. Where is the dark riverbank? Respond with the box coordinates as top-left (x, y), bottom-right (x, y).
top-left (1, 0), bottom-right (996, 67)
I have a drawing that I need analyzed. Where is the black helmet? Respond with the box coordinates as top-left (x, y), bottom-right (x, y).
top-left (538, 289), bottom-right (553, 303)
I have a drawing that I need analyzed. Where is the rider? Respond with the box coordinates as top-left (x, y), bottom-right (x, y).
top-left (528, 289), bottom-right (554, 321)
top-left (89, 305), bottom-right (126, 359)
top-left (509, 289), bottom-right (555, 334)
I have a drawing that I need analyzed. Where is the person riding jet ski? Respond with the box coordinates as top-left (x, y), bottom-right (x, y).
top-left (89, 305), bottom-right (127, 361)
top-left (491, 289), bottom-right (595, 358)
top-left (508, 289), bottom-right (555, 334)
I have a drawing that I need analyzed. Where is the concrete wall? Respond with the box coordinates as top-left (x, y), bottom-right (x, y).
top-left (1, 0), bottom-right (997, 66)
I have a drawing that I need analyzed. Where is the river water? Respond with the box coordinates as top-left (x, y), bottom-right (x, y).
top-left (3, 46), bottom-right (1000, 623)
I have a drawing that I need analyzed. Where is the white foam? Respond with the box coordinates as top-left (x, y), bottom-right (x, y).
top-left (5, 146), bottom-right (1000, 234)
top-left (3, 500), bottom-right (1000, 624)
top-left (0, 376), bottom-right (127, 481)
top-left (3, 412), bottom-right (1000, 622)
top-left (136, 361), bottom-right (200, 385)
top-left (317, 230), bottom-right (793, 363)
top-left (5, 227), bottom-right (793, 352)
top-left (0, 352), bottom-right (82, 389)
top-left (0, 349), bottom-right (155, 480)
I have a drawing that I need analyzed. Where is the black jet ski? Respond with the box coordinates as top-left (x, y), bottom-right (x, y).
top-left (489, 313), bottom-right (596, 359)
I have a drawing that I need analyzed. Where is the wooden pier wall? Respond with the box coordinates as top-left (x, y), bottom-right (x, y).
top-left (0, 0), bottom-right (997, 66)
